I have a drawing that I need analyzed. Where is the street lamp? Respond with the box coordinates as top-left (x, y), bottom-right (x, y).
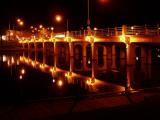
top-left (16, 18), bottom-right (24, 40)
top-left (55, 14), bottom-right (69, 33)
top-left (51, 27), bottom-right (54, 38)
top-left (16, 18), bottom-right (24, 27)
top-left (55, 15), bottom-right (62, 22)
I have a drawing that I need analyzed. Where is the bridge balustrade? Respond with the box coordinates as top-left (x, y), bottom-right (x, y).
top-left (19, 24), bottom-right (160, 43)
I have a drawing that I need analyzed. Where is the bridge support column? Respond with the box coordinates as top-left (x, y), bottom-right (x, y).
top-left (53, 42), bottom-right (57, 71)
top-left (82, 44), bottom-right (88, 70)
top-left (27, 42), bottom-right (30, 58)
top-left (148, 49), bottom-right (152, 65)
top-left (103, 46), bottom-right (107, 70)
top-left (126, 43), bottom-right (135, 65)
top-left (69, 42), bottom-right (73, 75)
top-left (91, 42), bottom-right (96, 83)
top-left (34, 42), bottom-right (37, 61)
top-left (126, 66), bottom-right (134, 93)
top-left (112, 44), bottom-right (117, 69)
top-left (65, 44), bottom-right (70, 66)
top-left (43, 42), bottom-right (46, 64)
top-left (106, 46), bottom-right (112, 69)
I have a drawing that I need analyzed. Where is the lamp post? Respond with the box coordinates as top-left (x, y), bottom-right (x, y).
top-left (8, 21), bottom-right (11, 42)
top-left (87, 0), bottom-right (90, 29)
top-left (16, 18), bottom-right (24, 40)
top-left (51, 27), bottom-right (54, 38)
top-left (55, 14), bottom-right (69, 35)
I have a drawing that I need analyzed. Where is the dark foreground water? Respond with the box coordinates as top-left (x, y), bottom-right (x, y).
top-left (0, 51), bottom-right (160, 104)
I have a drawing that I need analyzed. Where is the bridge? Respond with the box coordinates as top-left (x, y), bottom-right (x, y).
top-left (18, 24), bottom-right (160, 91)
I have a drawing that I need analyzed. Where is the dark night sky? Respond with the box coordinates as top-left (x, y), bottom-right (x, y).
top-left (0, 0), bottom-right (159, 32)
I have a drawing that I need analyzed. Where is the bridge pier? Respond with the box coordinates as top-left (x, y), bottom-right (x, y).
top-left (82, 43), bottom-right (89, 71)
top-left (126, 43), bottom-right (136, 66)
top-left (112, 44), bottom-right (117, 69)
top-left (69, 42), bottom-right (74, 75)
top-left (106, 46), bottom-right (112, 70)
top-left (43, 42), bottom-right (46, 64)
top-left (103, 46), bottom-right (107, 71)
top-left (91, 42), bottom-right (96, 83)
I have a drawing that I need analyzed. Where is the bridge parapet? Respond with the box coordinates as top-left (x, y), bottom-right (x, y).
top-left (126, 25), bottom-right (160, 36)
top-left (68, 25), bottom-right (160, 38)
top-left (19, 24), bottom-right (160, 44)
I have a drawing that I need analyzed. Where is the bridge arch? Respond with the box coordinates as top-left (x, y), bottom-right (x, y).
top-left (74, 44), bottom-right (83, 69)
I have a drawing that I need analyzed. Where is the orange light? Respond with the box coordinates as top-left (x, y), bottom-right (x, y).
top-left (51, 27), bottom-right (54, 30)
top-left (19, 75), bottom-right (23, 80)
top-left (58, 80), bottom-right (63, 86)
top-left (39, 25), bottom-right (43, 29)
top-left (17, 18), bottom-right (21, 23)
top-left (55, 15), bottom-right (62, 22)
top-left (10, 32), bottom-right (14, 36)
top-left (19, 21), bottom-right (24, 26)
top-left (21, 69), bottom-right (25, 74)
top-left (30, 26), bottom-right (34, 29)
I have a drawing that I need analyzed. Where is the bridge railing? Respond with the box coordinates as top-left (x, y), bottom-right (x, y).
top-left (52, 24), bottom-right (160, 39)
top-left (126, 26), bottom-right (146, 35)
top-left (94, 28), bottom-right (116, 37)
top-left (22, 24), bottom-right (159, 42)
top-left (126, 25), bottom-right (160, 36)
top-left (69, 30), bottom-right (84, 38)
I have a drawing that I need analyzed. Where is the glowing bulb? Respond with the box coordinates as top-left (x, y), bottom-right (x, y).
top-left (21, 69), bottom-right (25, 74)
top-left (58, 80), bottom-right (63, 86)
top-left (55, 15), bottom-right (62, 22)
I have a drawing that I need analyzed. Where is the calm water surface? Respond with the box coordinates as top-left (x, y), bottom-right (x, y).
top-left (0, 51), bottom-right (160, 104)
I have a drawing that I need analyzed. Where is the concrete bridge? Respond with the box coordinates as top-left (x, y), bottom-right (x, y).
top-left (18, 24), bottom-right (160, 91)
top-left (19, 24), bottom-right (160, 69)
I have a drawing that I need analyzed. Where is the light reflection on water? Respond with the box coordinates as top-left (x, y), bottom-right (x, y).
top-left (0, 51), bottom-right (160, 103)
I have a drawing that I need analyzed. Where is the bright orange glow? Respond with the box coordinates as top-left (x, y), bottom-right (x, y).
top-left (19, 75), bottom-right (23, 80)
top-left (55, 15), bottom-right (62, 22)
top-left (17, 18), bottom-right (21, 23)
top-left (17, 61), bottom-right (19, 65)
top-left (39, 25), bottom-right (43, 29)
top-left (31, 61), bottom-right (35, 67)
top-left (19, 21), bottom-right (24, 26)
top-left (58, 80), bottom-right (63, 86)
top-left (51, 27), bottom-right (54, 30)
top-left (85, 36), bottom-right (94, 43)
top-left (2, 55), bottom-right (7, 62)
top-left (131, 26), bottom-right (134, 30)
top-left (7, 61), bottom-right (10, 66)
top-left (54, 34), bottom-right (65, 38)
top-left (10, 32), bottom-right (14, 36)
top-left (94, 27), bottom-right (98, 31)
top-left (21, 69), bottom-right (25, 74)
top-left (11, 57), bottom-right (15, 64)
top-left (30, 26), bottom-right (34, 29)
top-left (65, 72), bottom-right (72, 77)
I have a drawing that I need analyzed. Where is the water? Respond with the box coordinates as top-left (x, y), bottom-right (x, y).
top-left (0, 50), bottom-right (160, 104)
